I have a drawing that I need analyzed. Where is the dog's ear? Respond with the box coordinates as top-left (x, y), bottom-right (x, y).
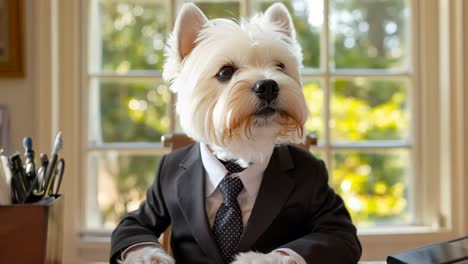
top-left (172, 3), bottom-right (208, 59)
top-left (163, 3), bottom-right (207, 84)
top-left (264, 3), bottom-right (295, 38)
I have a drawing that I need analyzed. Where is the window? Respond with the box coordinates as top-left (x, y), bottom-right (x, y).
top-left (84, 0), bottom-right (415, 231)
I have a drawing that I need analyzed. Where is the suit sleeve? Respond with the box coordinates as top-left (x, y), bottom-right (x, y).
top-left (280, 160), bottom-right (362, 264)
top-left (109, 155), bottom-right (171, 263)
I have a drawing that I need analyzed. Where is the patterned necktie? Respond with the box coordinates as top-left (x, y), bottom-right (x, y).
top-left (219, 160), bottom-right (245, 174)
top-left (213, 160), bottom-right (245, 263)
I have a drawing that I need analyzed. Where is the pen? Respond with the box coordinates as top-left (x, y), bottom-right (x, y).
top-left (44, 131), bottom-right (63, 196)
top-left (51, 159), bottom-right (64, 195)
top-left (22, 137), bottom-right (36, 184)
top-left (37, 153), bottom-right (48, 192)
top-left (10, 152), bottom-right (28, 193)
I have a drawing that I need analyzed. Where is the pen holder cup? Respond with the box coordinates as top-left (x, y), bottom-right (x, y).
top-left (0, 195), bottom-right (64, 264)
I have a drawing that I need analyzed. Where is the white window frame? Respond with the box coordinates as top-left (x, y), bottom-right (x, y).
top-left (32, 0), bottom-right (468, 261)
top-left (84, 0), bottom-right (418, 233)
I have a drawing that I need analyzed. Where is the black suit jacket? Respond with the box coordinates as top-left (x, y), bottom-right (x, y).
top-left (110, 143), bottom-right (361, 263)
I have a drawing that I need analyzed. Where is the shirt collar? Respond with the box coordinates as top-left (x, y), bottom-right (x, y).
top-left (200, 143), bottom-right (271, 199)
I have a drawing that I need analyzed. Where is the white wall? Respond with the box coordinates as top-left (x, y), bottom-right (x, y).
top-left (0, 2), bottom-right (35, 153)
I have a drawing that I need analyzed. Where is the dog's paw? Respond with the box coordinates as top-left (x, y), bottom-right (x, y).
top-left (121, 246), bottom-right (175, 264)
top-left (232, 251), bottom-right (295, 264)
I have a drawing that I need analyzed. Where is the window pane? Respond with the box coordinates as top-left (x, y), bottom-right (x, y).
top-left (330, 0), bottom-right (410, 69)
top-left (192, 1), bottom-right (240, 19)
top-left (85, 152), bottom-right (163, 229)
top-left (88, 79), bottom-right (170, 143)
top-left (330, 78), bottom-right (410, 141)
top-left (251, 0), bottom-right (322, 68)
top-left (332, 149), bottom-right (413, 227)
top-left (89, 0), bottom-right (168, 72)
top-left (303, 79), bottom-right (324, 141)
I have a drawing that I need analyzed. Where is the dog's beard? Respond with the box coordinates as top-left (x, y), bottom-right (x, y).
top-left (175, 75), bottom-right (307, 164)
top-left (215, 82), bottom-right (306, 144)
top-left (206, 78), bottom-right (307, 164)
top-left (175, 72), bottom-right (307, 164)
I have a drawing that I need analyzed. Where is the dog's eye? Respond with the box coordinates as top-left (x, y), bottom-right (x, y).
top-left (276, 63), bottom-right (285, 72)
top-left (216, 66), bottom-right (235, 82)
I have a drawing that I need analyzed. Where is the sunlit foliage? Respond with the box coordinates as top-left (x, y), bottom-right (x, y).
top-left (91, 0), bottom-right (411, 228)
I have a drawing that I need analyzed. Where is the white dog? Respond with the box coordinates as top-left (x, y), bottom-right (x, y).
top-left (114, 2), bottom-right (360, 264)
top-left (123, 3), bottom-right (306, 263)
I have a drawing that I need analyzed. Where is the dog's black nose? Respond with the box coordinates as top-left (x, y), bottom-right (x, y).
top-left (253, 79), bottom-right (279, 103)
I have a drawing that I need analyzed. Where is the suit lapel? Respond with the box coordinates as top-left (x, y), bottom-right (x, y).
top-left (175, 144), bottom-right (224, 263)
top-left (236, 145), bottom-right (295, 252)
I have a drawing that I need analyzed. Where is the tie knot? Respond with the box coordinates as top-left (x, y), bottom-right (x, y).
top-left (219, 160), bottom-right (245, 174)
top-left (218, 177), bottom-right (244, 206)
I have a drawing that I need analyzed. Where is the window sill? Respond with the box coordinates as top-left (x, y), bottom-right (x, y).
top-left (359, 228), bottom-right (460, 260)
top-left (358, 225), bottom-right (438, 235)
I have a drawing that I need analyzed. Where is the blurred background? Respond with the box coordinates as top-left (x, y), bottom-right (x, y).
top-left (0, 0), bottom-right (467, 262)
top-left (86, 0), bottom-right (411, 229)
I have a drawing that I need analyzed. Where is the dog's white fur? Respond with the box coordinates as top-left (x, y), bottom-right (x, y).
top-left (121, 246), bottom-right (174, 264)
top-left (122, 248), bottom-right (294, 264)
top-left (164, 2), bottom-right (307, 166)
top-left (124, 2), bottom-right (308, 263)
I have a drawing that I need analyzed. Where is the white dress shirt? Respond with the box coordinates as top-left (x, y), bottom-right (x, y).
top-left (200, 143), bottom-right (266, 227)
top-left (123, 144), bottom-right (306, 264)
top-left (200, 143), bottom-right (306, 264)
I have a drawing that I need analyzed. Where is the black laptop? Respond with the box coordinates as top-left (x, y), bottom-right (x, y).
top-left (387, 236), bottom-right (468, 264)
